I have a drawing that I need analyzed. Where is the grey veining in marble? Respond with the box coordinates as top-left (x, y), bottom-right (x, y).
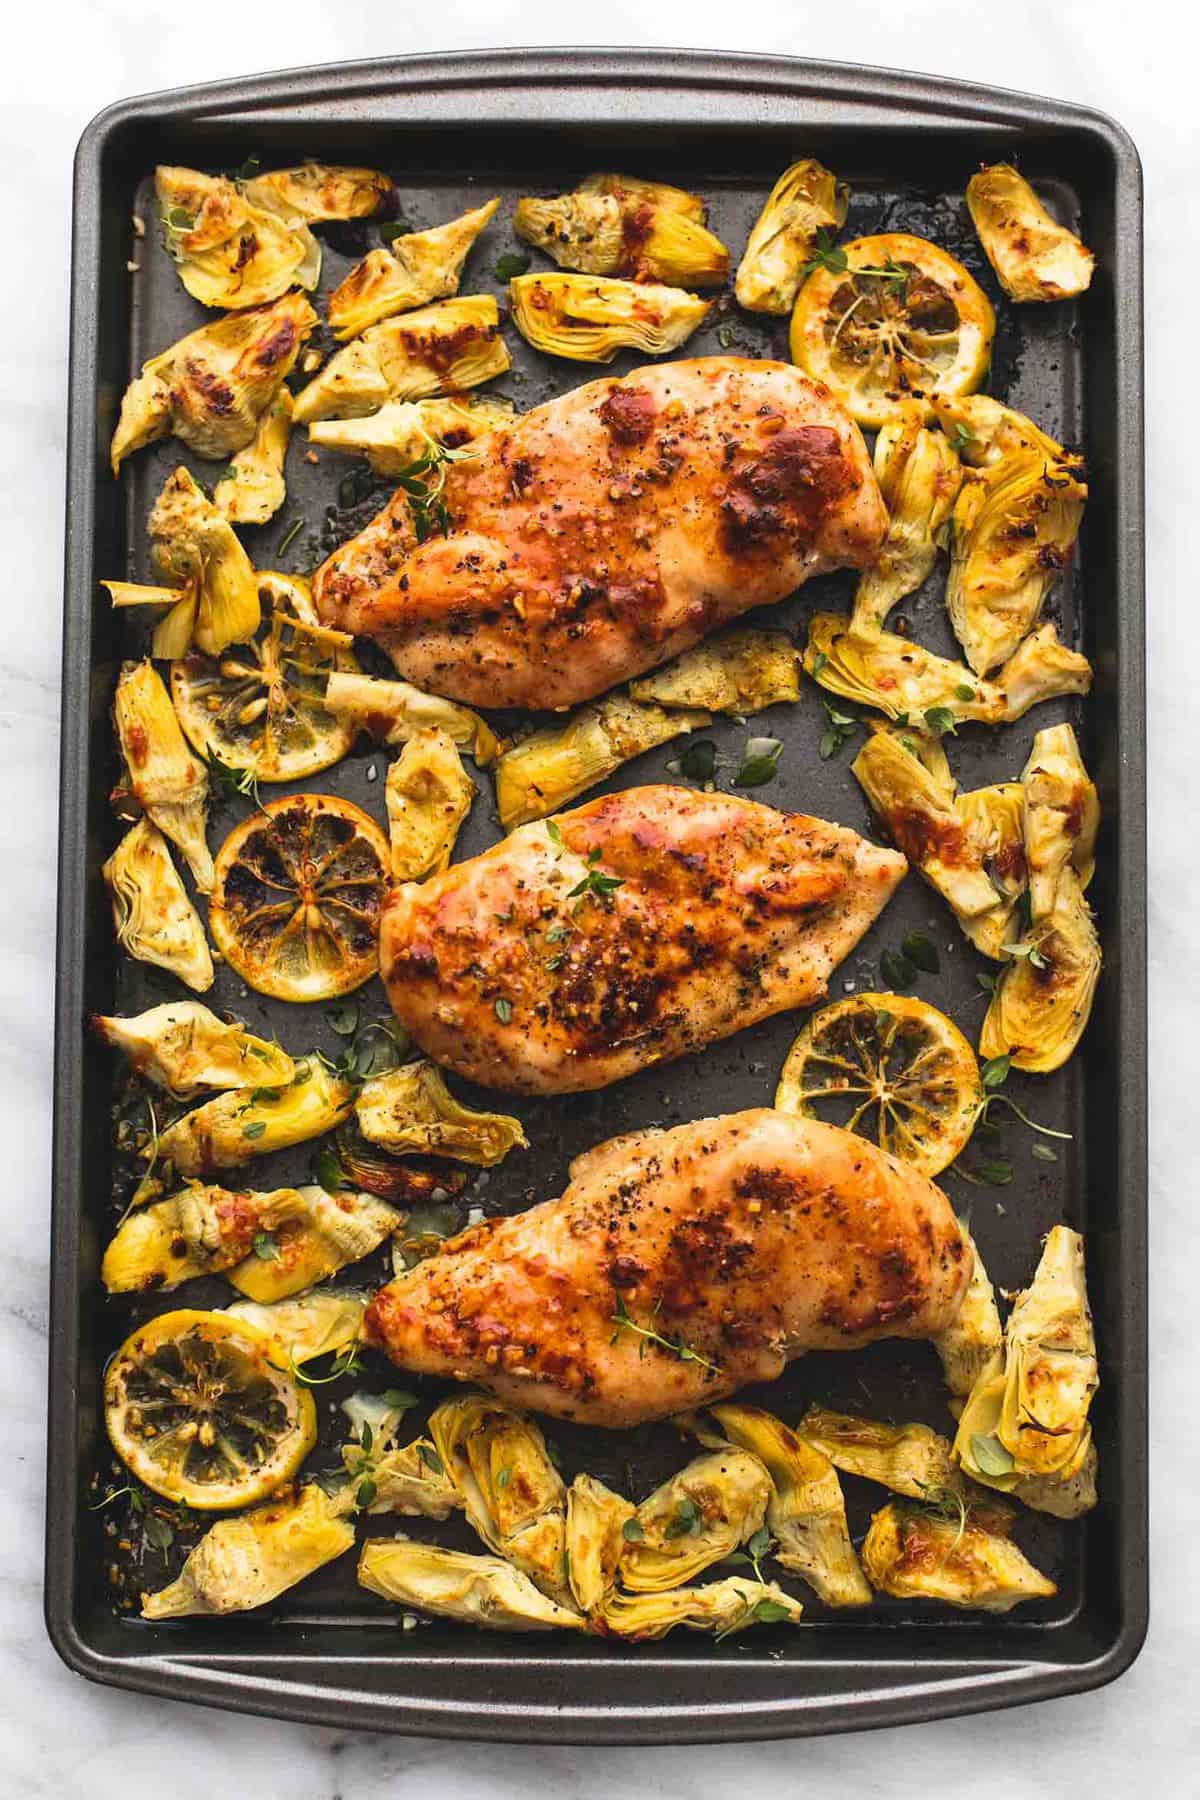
top-left (2, 3), bottom-right (1188, 1791)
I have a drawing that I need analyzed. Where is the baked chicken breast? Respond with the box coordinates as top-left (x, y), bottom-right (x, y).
top-left (312, 357), bottom-right (887, 709)
top-left (381, 785), bottom-right (906, 1093)
top-left (364, 1109), bottom-right (969, 1426)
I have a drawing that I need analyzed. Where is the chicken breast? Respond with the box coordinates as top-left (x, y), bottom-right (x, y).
top-left (313, 357), bottom-right (886, 709)
top-left (381, 785), bottom-right (906, 1094)
top-left (364, 1109), bottom-right (969, 1427)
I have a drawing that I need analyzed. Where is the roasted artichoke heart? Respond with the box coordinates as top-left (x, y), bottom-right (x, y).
top-left (428, 1394), bottom-right (572, 1605)
top-left (102, 1183), bottom-right (301, 1293)
top-left (695, 1404), bottom-right (871, 1608)
top-left (323, 668), bottom-right (500, 766)
top-left (114, 659), bottom-right (214, 892)
top-left (292, 296), bottom-right (510, 424)
top-left (628, 628), bottom-right (801, 716)
top-left (849, 411), bottom-right (963, 639)
top-left (225, 1185), bottom-right (401, 1304)
top-left (952, 783), bottom-right (1028, 960)
top-left (600, 1577), bottom-right (803, 1640)
top-left (862, 1499), bottom-right (1056, 1612)
top-left (385, 727), bottom-right (475, 881)
top-left (956, 1226), bottom-right (1097, 1488)
top-left (799, 1408), bottom-right (962, 1502)
top-left (509, 272), bottom-right (712, 363)
top-left (618, 1449), bottom-right (771, 1593)
top-left (212, 390), bottom-right (293, 525)
top-left (1021, 723), bottom-right (1099, 919)
top-left (494, 691), bottom-right (709, 830)
top-left (735, 157), bottom-right (849, 314)
top-left (979, 868), bottom-right (1100, 1072)
top-left (149, 465), bottom-right (261, 656)
top-left (966, 163), bottom-right (1095, 303)
top-left (156, 1060), bottom-right (354, 1177)
top-left (308, 394), bottom-right (514, 476)
top-left (358, 1538), bottom-right (585, 1631)
top-left (156, 162), bottom-right (388, 310)
top-left (103, 820), bottom-right (213, 993)
top-left (851, 726), bottom-right (999, 918)
top-left (341, 1434), bottom-right (461, 1519)
top-left (355, 1061), bottom-right (527, 1167)
top-left (110, 293), bottom-right (314, 474)
top-left (226, 1287), bottom-right (368, 1366)
top-left (566, 1474), bottom-right (635, 1615)
top-left (91, 1001), bottom-right (293, 1098)
top-left (931, 1224), bottom-right (1003, 1399)
top-left (804, 612), bottom-right (1091, 726)
top-left (328, 198), bottom-right (501, 339)
top-left (142, 1483), bottom-right (355, 1619)
top-left (931, 393), bottom-right (1082, 473)
top-left (947, 452), bottom-right (1087, 675)
top-left (514, 172), bottom-right (729, 287)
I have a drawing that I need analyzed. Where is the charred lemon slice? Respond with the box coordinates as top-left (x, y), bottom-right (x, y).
top-left (171, 573), bottom-right (358, 783)
top-left (789, 233), bottom-right (994, 429)
top-left (775, 993), bottom-right (982, 1176)
top-left (103, 1309), bottom-right (316, 1509)
top-left (210, 793), bottom-right (391, 1002)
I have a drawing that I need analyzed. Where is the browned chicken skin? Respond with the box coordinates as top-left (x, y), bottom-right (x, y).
top-left (364, 1110), bottom-right (969, 1427)
top-left (380, 785), bottom-right (906, 1094)
top-left (312, 357), bottom-right (887, 709)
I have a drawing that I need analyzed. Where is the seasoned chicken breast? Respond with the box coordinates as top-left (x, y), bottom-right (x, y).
top-left (313, 357), bottom-right (887, 709)
top-left (381, 785), bottom-right (906, 1094)
top-left (364, 1109), bottom-right (969, 1427)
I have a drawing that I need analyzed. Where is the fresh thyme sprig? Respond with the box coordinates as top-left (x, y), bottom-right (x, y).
top-left (609, 1293), bottom-right (720, 1374)
top-left (394, 436), bottom-right (479, 542)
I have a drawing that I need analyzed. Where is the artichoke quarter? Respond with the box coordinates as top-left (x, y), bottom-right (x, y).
top-left (355, 1061), bottom-right (527, 1167)
top-left (509, 272), bottom-right (712, 363)
top-left (384, 727), bottom-right (475, 881)
top-left (113, 659), bottom-right (213, 892)
top-left (149, 465), bottom-right (261, 656)
top-left (618, 1449), bottom-right (770, 1593)
top-left (141, 1483), bottom-right (355, 1618)
top-left (735, 157), bottom-right (849, 314)
top-left (628, 628), bottom-right (800, 716)
top-left (979, 867), bottom-right (1100, 1072)
top-left (515, 172), bottom-right (728, 287)
top-left (565, 1474), bottom-right (635, 1616)
top-left (862, 1499), bottom-right (1056, 1612)
top-left (849, 410), bottom-right (963, 640)
top-left (323, 668), bottom-right (500, 767)
top-left (931, 1223), bottom-right (1004, 1400)
top-left (966, 163), bottom-right (1094, 303)
top-left (292, 296), bottom-right (510, 425)
top-left (91, 1001), bottom-right (291, 1098)
top-left (212, 390), bottom-right (294, 526)
top-left (155, 1060), bottom-right (354, 1177)
top-left (327, 199), bottom-right (501, 339)
top-left (494, 691), bottom-right (709, 829)
top-left (600, 1577), bottom-right (803, 1640)
top-left (851, 726), bottom-right (1001, 919)
top-left (103, 820), bottom-right (213, 993)
top-left (358, 1538), bottom-right (585, 1631)
top-left (1020, 723), bottom-right (1099, 920)
top-left (308, 394), bottom-right (513, 477)
top-left (798, 1409), bottom-right (963, 1503)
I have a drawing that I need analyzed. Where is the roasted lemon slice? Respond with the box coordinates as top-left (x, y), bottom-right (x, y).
top-left (210, 793), bottom-right (391, 1002)
top-left (789, 234), bottom-right (994, 429)
top-left (103, 1309), bottom-right (316, 1509)
top-left (775, 993), bottom-right (981, 1176)
top-left (171, 573), bottom-right (358, 783)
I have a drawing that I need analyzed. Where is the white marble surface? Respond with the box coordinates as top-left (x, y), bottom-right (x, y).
top-left (0, 3), bottom-right (1186, 1790)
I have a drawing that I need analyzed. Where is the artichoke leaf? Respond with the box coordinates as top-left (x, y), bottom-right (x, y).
top-left (323, 668), bottom-right (500, 767)
top-left (735, 157), bottom-right (849, 314)
top-left (309, 394), bottom-right (515, 476)
top-left (799, 1408), bottom-right (963, 1502)
top-left (293, 296), bottom-right (510, 425)
top-left (566, 1474), bottom-right (635, 1616)
top-left (111, 294), bottom-right (314, 474)
top-left (358, 1538), bottom-right (585, 1631)
top-left (114, 659), bottom-right (214, 892)
top-left (947, 452), bottom-right (1087, 676)
top-left (328, 199), bottom-right (501, 339)
top-left (618, 1449), bottom-right (771, 1594)
top-left (862, 1499), bottom-right (1056, 1612)
top-left (979, 868), bottom-right (1100, 1072)
top-left (91, 1001), bottom-right (293, 1097)
top-left (103, 820), bottom-right (213, 993)
top-left (849, 412), bottom-right (963, 640)
top-left (149, 465), bottom-right (261, 655)
top-left (355, 1061), bottom-right (527, 1167)
top-left (141, 1483), bottom-right (355, 1618)
top-left (697, 1404), bottom-right (871, 1608)
top-left (495, 691), bottom-right (709, 829)
top-left (156, 1060), bottom-right (354, 1176)
top-left (1021, 723), bottom-right (1099, 919)
top-left (385, 727), bottom-right (475, 881)
top-left (966, 164), bottom-right (1094, 304)
top-left (628, 628), bottom-right (800, 716)
top-left (509, 272), bottom-right (712, 363)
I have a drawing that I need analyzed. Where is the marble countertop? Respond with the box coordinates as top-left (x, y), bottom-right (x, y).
top-left (4, 5), bottom-right (1183, 1791)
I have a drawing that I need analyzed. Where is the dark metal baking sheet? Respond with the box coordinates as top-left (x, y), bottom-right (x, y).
top-left (47, 48), bottom-right (1147, 1742)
